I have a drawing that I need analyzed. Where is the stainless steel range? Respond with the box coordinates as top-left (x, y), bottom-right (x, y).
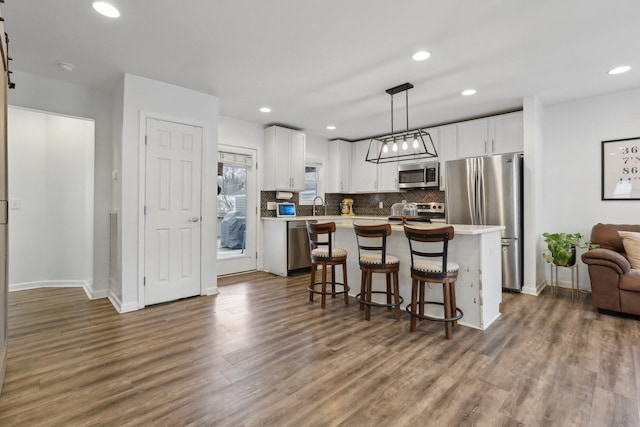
top-left (389, 202), bottom-right (445, 223)
top-left (415, 202), bottom-right (446, 223)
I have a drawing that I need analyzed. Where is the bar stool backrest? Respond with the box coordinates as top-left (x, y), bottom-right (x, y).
top-left (306, 221), bottom-right (336, 258)
top-left (403, 225), bottom-right (455, 280)
top-left (353, 223), bottom-right (392, 265)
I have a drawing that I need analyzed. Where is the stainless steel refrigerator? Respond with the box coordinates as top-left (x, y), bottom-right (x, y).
top-left (445, 153), bottom-right (523, 291)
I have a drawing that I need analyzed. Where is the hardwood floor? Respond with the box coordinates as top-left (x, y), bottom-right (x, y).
top-left (1, 272), bottom-right (639, 426)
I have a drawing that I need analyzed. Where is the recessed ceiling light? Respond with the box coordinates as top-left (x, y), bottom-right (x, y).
top-left (92, 2), bottom-right (120, 18)
top-left (326, 125), bottom-right (336, 130)
top-left (608, 66), bottom-right (631, 75)
top-left (462, 89), bottom-right (477, 96)
top-left (57, 62), bottom-right (75, 72)
top-left (412, 51), bottom-right (431, 61)
top-left (259, 107), bottom-right (271, 113)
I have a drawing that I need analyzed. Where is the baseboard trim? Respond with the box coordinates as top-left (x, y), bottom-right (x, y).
top-left (521, 283), bottom-right (541, 296)
top-left (108, 291), bottom-right (138, 314)
top-left (10, 280), bottom-right (90, 293)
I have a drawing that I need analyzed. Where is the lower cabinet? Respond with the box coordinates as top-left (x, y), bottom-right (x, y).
top-left (262, 220), bottom-right (287, 276)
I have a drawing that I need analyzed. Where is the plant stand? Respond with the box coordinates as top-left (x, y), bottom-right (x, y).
top-left (549, 262), bottom-right (579, 302)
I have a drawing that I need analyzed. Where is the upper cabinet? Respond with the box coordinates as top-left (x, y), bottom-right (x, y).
top-left (327, 139), bottom-right (352, 193)
top-left (457, 111), bottom-right (523, 158)
top-left (437, 125), bottom-right (457, 191)
top-left (490, 112), bottom-right (524, 154)
top-left (351, 139), bottom-right (379, 192)
top-left (332, 112), bottom-right (523, 194)
top-left (263, 125), bottom-right (306, 191)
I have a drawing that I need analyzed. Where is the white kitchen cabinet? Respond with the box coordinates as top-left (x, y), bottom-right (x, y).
top-left (490, 112), bottom-right (524, 154)
top-left (327, 139), bottom-right (352, 193)
top-left (377, 160), bottom-right (398, 192)
top-left (262, 220), bottom-right (287, 276)
top-left (457, 111), bottom-right (523, 158)
top-left (458, 118), bottom-right (489, 158)
top-left (263, 125), bottom-right (306, 191)
top-left (437, 124), bottom-right (457, 191)
top-left (351, 139), bottom-right (379, 192)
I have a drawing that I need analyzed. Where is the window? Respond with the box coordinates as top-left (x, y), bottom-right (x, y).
top-left (299, 163), bottom-right (320, 204)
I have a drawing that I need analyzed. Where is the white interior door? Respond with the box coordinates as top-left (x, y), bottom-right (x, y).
top-left (144, 118), bottom-right (202, 305)
top-left (216, 145), bottom-right (257, 276)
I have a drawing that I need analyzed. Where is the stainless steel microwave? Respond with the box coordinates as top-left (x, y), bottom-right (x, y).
top-left (398, 161), bottom-right (439, 189)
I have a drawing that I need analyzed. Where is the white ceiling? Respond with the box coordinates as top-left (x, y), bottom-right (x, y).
top-left (3, 1), bottom-right (640, 141)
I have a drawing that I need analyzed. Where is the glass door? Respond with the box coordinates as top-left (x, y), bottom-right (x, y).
top-left (216, 146), bottom-right (257, 275)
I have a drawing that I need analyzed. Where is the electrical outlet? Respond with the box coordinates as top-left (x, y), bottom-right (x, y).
top-left (379, 202), bottom-right (384, 209)
top-left (267, 201), bottom-right (277, 210)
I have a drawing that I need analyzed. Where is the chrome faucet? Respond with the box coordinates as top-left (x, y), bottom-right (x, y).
top-left (312, 196), bottom-right (326, 216)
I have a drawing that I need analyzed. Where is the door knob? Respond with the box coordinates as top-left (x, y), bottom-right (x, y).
top-left (188, 216), bottom-right (200, 223)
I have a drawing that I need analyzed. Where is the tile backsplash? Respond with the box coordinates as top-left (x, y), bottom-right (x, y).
top-left (260, 190), bottom-right (445, 217)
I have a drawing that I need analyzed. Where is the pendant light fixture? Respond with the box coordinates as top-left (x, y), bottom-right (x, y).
top-left (365, 83), bottom-right (438, 164)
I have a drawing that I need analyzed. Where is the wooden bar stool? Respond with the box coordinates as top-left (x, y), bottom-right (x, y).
top-left (306, 221), bottom-right (349, 308)
top-left (403, 225), bottom-right (463, 340)
top-left (353, 223), bottom-right (402, 320)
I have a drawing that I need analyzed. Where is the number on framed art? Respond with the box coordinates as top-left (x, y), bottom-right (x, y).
top-left (602, 137), bottom-right (640, 200)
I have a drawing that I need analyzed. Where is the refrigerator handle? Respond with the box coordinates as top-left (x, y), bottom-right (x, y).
top-left (475, 158), bottom-right (484, 225)
top-left (467, 160), bottom-right (477, 225)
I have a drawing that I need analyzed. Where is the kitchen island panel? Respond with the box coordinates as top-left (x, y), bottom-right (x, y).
top-left (331, 220), bottom-right (503, 330)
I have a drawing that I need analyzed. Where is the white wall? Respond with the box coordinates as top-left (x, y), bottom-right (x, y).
top-left (116, 73), bottom-right (218, 312)
top-left (219, 115), bottom-right (263, 150)
top-left (8, 108), bottom-right (94, 289)
top-left (540, 87), bottom-right (640, 290)
top-left (522, 96), bottom-right (545, 295)
top-left (305, 133), bottom-right (329, 160)
top-left (7, 71), bottom-right (112, 297)
top-left (305, 133), bottom-right (330, 197)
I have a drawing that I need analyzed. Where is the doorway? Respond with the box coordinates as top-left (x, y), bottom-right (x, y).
top-left (216, 145), bottom-right (257, 275)
top-left (7, 107), bottom-right (94, 291)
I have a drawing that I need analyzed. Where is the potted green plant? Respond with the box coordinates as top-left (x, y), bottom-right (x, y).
top-left (542, 232), bottom-right (598, 267)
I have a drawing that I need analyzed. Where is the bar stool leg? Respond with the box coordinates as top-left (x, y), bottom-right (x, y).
top-left (450, 281), bottom-right (458, 327)
top-left (386, 273), bottom-right (392, 310)
top-left (321, 264), bottom-right (327, 308)
top-left (331, 265), bottom-right (336, 298)
top-left (365, 270), bottom-right (373, 320)
top-left (309, 263), bottom-right (316, 302)
top-left (419, 281), bottom-right (425, 320)
top-left (359, 270), bottom-right (366, 310)
top-left (342, 261), bottom-right (349, 305)
top-left (410, 278), bottom-right (418, 332)
top-left (393, 270), bottom-right (400, 320)
top-left (443, 281), bottom-right (453, 340)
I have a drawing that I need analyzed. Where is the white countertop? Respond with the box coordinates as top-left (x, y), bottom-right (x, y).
top-left (261, 215), bottom-right (504, 235)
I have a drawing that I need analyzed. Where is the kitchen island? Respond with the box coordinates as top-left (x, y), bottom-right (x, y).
top-left (262, 216), bottom-right (504, 330)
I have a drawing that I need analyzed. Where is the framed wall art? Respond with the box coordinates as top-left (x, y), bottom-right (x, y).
top-left (601, 137), bottom-right (640, 200)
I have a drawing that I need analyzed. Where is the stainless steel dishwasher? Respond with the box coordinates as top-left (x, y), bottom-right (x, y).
top-left (287, 221), bottom-right (311, 273)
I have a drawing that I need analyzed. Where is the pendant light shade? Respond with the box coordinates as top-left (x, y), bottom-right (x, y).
top-left (365, 82), bottom-right (438, 164)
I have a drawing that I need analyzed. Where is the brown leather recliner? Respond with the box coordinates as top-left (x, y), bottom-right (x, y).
top-left (581, 223), bottom-right (640, 315)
